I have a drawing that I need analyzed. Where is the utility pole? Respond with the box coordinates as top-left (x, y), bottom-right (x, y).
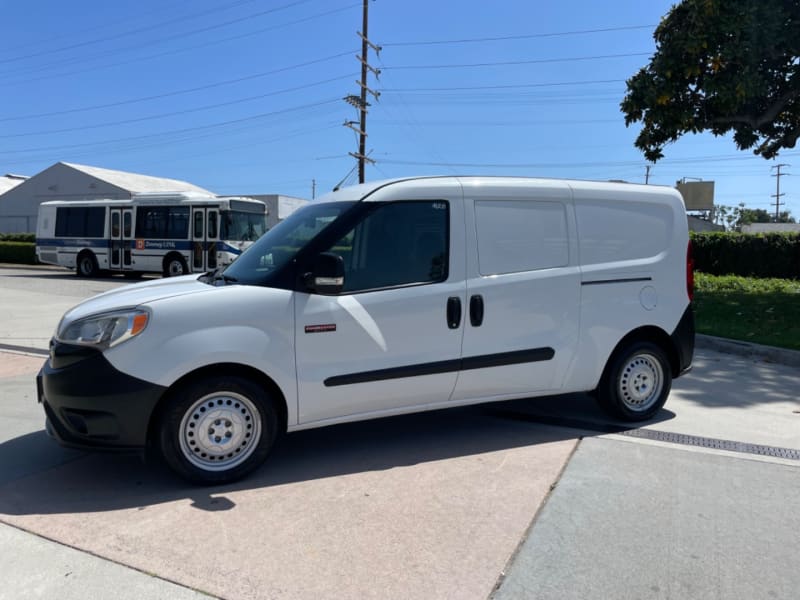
top-left (771, 163), bottom-right (790, 221)
top-left (311, 179), bottom-right (316, 200)
top-left (344, 0), bottom-right (380, 184)
top-left (645, 164), bottom-right (651, 184)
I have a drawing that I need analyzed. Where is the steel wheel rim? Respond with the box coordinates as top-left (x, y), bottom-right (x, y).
top-left (168, 260), bottom-right (184, 276)
top-left (79, 257), bottom-right (92, 275)
top-left (617, 353), bottom-right (664, 412)
top-left (178, 391), bottom-right (262, 471)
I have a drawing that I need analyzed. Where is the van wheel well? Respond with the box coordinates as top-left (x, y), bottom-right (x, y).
top-left (146, 364), bottom-right (288, 452)
top-left (603, 326), bottom-right (680, 381)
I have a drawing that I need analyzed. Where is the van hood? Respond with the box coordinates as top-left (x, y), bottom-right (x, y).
top-left (59, 275), bottom-right (215, 329)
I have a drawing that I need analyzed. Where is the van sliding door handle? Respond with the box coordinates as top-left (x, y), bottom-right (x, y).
top-left (446, 297), bottom-right (462, 329)
top-left (469, 295), bottom-right (484, 327)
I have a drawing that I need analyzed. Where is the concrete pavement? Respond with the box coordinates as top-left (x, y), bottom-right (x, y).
top-left (1, 265), bottom-right (799, 599)
top-left (494, 437), bottom-right (800, 600)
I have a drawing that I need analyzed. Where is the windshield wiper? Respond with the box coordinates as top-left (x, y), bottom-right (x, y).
top-left (200, 267), bottom-right (237, 285)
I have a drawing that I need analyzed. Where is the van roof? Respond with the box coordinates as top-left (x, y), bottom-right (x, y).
top-left (317, 176), bottom-right (679, 203)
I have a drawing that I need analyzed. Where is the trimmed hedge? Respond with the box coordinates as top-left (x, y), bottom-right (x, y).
top-left (0, 241), bottom-right (37, 264)
top-left (0, 233), bottom-right (35, 243)
top-left (691, 232), bottom-right (800, 279)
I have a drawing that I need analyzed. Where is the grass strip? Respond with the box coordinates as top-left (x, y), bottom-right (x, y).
top-left (694, 273), bottom-right (800, 351)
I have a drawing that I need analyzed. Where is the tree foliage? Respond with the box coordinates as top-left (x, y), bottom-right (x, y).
top-left (621, 0), bottom-right (800, 161)
top-left (712, 203), bottom-right (795, 230)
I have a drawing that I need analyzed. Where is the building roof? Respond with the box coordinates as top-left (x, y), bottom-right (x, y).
top-left (61, 162), bottom-right (214, 195)
top-left (0, 174), bottom-right (28, 195)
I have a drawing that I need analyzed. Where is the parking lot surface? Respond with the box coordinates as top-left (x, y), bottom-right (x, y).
top-left (1, 266), bottom-right (798, 599)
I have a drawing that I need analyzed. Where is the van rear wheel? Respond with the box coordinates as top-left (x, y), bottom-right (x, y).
top-left (158, 376), bottom-right (278, 484)
top-left (597, 341), bottom-right (671, 422)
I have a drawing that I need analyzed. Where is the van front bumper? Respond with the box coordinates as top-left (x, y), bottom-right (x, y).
top-left (37, 341), bottom-right (166, 451)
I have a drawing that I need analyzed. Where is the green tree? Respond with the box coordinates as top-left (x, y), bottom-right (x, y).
top-left (737, 207), bottom-right (796, 225)
top-left (621, 0), bottom-right (800, 162)
top-left (713, 204), bottom-right (795, 230)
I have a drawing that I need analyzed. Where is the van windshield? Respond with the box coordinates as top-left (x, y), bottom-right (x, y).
top-left (220, 201), bottom-right (355, 285)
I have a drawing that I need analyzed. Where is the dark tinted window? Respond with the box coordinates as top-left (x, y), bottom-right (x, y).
top-left (324, 201), bottom-right (449, 293)
top-left (55, 207), bottom-right (106, 237)
top-left (135, 206), bottom-right (190, 239)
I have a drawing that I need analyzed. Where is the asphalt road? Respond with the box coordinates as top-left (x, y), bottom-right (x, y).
top-left (1, 265), bottom-right (798, 600)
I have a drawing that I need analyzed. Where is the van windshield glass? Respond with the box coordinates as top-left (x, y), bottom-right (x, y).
top-left (221, 202), bottom-right (355, 285)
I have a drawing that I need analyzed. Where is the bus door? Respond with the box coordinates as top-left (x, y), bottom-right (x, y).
top-left (191, 208), bottom-right (219, 272)
top-left (109, 208), bottom-right (134, 270)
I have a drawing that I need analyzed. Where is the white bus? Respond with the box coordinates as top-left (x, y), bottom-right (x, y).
top-left (36, 193), bottom-right (269, 277)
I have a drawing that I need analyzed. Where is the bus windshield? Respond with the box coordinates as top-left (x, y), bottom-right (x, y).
top-left (220, 210), bottom-right (269, 242)
top-left (221, 201), bottom-right (355, 285)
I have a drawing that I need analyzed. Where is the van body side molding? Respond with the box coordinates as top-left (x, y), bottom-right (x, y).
top-left (581, 277), bottom-right (652, 286)
top-left (323, 347), bottom-right (555, 387)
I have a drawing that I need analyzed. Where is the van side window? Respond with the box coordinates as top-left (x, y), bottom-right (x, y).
top-left (475, 200), bottom-right (569, 275)
top-left (325, 201), bottom-right (449, 293)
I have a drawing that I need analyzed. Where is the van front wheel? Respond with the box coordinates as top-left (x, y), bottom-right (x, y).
top-left (597, 341), bottom-right (671, 422)
top-left (158, 376), bottom-right (278, 484)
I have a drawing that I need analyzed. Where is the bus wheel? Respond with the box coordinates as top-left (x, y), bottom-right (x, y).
top-left (76, 251), bottom-right (99, 277)
top-left (163, 254), bottom-right (188, 277)
top-left (157, 375), bottom-right (278, 484)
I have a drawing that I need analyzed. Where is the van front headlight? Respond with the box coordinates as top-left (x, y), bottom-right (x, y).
top-left (57, 309), bottom-right (149, 349)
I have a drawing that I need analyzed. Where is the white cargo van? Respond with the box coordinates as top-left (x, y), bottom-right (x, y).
top-left (38, 177), bottom-right (694, 483)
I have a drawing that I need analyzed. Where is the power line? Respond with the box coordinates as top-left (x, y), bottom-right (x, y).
top-left (0, 75), bottom-right (355, 138)
top-left (0, 0), bottom-right (317, 66)
top-left (380, 78), bottom-right (625, 92)
top-left (382, 24), bottom-right (656, 46)
top-left (0, 3), bottom-right (360, 81)
top-left (0, 52), bottom-right (356, 121)
top-left (0, 99), bottom-right (342, 156)
top-left (381, 52), bottom-right (651, 70)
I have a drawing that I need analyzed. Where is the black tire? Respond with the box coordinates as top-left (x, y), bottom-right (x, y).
top-left (596, 341), bottom-right (672, 422)
top-left (163, 253), bottom-right (188, 277)
top-left (158, 375), bottom-right (278, 484)
top-left (76, 251), bottom-right (99, 278)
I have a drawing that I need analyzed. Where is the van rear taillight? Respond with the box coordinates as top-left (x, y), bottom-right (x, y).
top-left (686, 240), bottom-right (694, 301)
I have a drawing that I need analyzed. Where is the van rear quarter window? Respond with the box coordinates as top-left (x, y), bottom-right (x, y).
top-left (475, 200), bottom-right (568, 275)
top-left (576, 200), bottom-right (673, 264)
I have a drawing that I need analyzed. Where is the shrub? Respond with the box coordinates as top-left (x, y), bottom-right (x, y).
top-left (0, 233), bottom-right (35, 243)
top-left (690, 232), bottom-right (800, 279)
top-left (0, 241), bottom-right (36, 264)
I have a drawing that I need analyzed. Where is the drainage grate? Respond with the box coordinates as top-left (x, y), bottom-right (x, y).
top-left (617, 428), bottom-right (800, 460)
top-left (492, 409), bottom-right (800, 461)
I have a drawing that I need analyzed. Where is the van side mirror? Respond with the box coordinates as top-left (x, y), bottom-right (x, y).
top-left (306, 252), bottom-right (345, 295)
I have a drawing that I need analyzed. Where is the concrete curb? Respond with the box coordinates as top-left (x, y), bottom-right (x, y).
top-left (696, 334), bottom-right (800, 368)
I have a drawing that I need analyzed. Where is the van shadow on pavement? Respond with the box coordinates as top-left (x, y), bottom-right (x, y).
top-left (0, 394), bottom-right (673, 517)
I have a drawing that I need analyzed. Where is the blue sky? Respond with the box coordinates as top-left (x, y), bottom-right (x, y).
top-left (1, 0), bottom-right (797, 217)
